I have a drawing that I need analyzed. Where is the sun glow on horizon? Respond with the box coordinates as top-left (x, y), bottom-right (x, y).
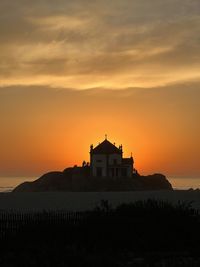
top-left (0, 0), bottom-right (200, 178)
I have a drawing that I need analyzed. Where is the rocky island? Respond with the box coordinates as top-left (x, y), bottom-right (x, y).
top-left (13, 138), bottom-right (172, 192)
top-left (13, 168), bottom-right (172, 192)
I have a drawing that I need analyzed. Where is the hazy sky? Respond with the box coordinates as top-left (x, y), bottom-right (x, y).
top-left (0, 0), bottom-right (200, 177)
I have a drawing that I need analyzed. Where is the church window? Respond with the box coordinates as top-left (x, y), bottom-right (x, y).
top-left (96, 167), bottom-right (102, 177)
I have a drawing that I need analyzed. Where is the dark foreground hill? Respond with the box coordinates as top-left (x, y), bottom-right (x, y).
top-left (13, 166), bottom-right (172, 192)
top-left (0, 200), bottom-right (199, 266)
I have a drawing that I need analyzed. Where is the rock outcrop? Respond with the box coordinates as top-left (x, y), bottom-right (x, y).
top-left (13, 166), bottom-right (173, 192)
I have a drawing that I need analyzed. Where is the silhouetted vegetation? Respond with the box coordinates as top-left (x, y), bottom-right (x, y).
top-left (0, 200), bottom-right (200, 266)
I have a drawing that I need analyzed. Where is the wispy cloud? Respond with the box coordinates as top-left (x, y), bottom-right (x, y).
top-left (0, 0), bottom-right (200, 88)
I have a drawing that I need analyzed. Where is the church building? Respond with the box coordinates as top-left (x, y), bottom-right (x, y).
top-left (90, 137), bottom-right (134, 178)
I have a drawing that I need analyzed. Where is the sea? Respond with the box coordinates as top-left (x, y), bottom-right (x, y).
top-left (0, 176), bottom-right (199, 192)
top-left (0, 177), bottom-right (37, 193)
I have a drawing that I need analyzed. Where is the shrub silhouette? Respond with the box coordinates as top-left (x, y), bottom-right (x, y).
top-left (0, 199), bottom-right (200, 266)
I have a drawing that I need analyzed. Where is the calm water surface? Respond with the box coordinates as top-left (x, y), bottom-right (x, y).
top-left (169, 177), bottom-right (200, 190)
top-left (0, 177), bottom-right (37, 192)
top-left (0, 176), bottom-right (199, 192)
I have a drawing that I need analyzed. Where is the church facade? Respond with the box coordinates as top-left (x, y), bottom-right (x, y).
top-left (90, 138), bottom-right (134, 178)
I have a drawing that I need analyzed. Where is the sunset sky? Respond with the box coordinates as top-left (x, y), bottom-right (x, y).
top-left (0, 0), bottom-right (200, 178)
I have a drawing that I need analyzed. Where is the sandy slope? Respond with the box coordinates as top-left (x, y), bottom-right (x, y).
top-left (0, 190), bottom-right (199, 212)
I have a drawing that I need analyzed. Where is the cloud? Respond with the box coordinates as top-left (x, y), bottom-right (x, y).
top-left (0, 0), bottom-right (200, 88)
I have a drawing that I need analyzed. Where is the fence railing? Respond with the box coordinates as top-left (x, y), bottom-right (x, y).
top-left (0, 210), bottom-right (86, 239)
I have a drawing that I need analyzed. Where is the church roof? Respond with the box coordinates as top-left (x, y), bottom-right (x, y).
top-left (91, 139), bottom-right (122, 154)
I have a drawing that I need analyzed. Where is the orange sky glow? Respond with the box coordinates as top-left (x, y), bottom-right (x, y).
top-left (0, 0), bottom-right (200, 178)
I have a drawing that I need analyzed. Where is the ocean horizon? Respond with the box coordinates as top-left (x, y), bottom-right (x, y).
top-left (0, 176), bottom-right (199, 192)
